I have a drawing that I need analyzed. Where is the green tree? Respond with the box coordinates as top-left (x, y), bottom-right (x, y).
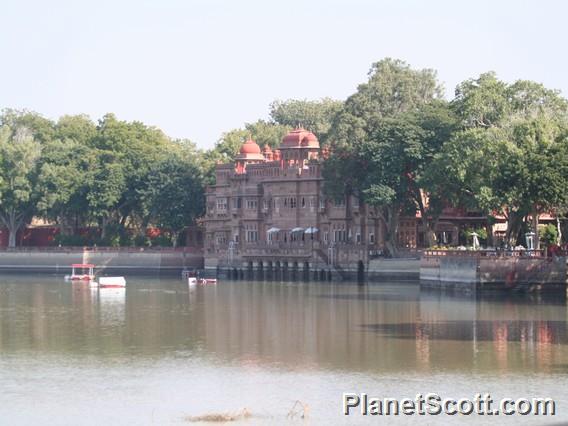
top-left (269, 98), bottom-right (342, 144)
top-left (325, 59), bottom-right (446, 254)
top-left (139, 145), bottom-right (205, 247)
top-left (36, 115), bottom-right (97, 235)
top-left (447, 74), bottom-right (568, 247)
top-left (91, 114), bottom-right (170, 236)
top-left (0, 124), bottom-right (42, 247)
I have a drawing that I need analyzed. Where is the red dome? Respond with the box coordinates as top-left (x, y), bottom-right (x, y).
top-left (281, 128), bottom-right (310, 147)
top-left (240, 139), bottom-right (261, 155)
top-left (301, 131), bottom-right (319, 147)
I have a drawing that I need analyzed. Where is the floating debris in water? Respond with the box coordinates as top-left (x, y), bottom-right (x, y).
top-left (184, 408), bottom-right (252, 422)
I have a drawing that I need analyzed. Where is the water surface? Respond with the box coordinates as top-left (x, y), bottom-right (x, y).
top-left (0, 274), bottom-right (566, 424)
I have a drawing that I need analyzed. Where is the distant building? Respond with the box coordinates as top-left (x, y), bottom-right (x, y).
top-left (203, 128), bottom-right (558, 274)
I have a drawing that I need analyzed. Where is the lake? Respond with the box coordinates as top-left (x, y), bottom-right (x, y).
top-left (0, 274), bottom-right (566, 424)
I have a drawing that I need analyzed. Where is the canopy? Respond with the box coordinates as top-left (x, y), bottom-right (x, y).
top-left (71, 264), bottom-right (95, 268)
top-left (266, 227), bottom-right (280, 234)
top-left (304, 227), bottom-right (319, 234)
top-left (291, 227), bottom-right (304, 233)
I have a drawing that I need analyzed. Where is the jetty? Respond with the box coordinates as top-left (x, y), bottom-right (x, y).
top-left (420, 249), bottom-right (567, 293)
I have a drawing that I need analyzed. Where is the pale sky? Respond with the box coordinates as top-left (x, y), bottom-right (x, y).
top-left (1, 0), bottom-right (566, 148)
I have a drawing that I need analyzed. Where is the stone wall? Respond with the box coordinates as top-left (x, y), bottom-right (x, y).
top-left (0, 248), bottom-right (204, 275)
top-left (420, 251), bottom-right (567, 292)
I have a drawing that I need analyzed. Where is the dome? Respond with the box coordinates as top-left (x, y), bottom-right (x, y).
top-left (281, 128), bottom-right (310, 148)
top-left (301, 131), bottom-right (319, 147)
top-left (239, 138), bottom-right (261, 155)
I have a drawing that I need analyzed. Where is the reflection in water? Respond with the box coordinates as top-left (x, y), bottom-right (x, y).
top-left (0, 276), bottom-right (568, 424)
top-left (0, 277), bottom-right (567, 375)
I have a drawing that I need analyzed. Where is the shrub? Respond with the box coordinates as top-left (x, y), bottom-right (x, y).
top-left (540, 224), bottom-right (558, 246)
top-left (54, 234), bottom-right (88, 246)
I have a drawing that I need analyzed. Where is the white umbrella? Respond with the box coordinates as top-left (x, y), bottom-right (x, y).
top-left (267, 227), bottom-right (280, 234)
top-left (291, 227), bottom-right (304, 233)
top-left (304, 227), bottom-right (319, 234)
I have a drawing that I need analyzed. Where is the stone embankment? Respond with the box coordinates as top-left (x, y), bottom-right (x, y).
top-left (0, 247), bottom-right (204, 275)
top-left (420, 250), bottom-right (567, 292)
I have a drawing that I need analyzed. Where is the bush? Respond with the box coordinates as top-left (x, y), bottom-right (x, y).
top-left (54, 234), bottom-right (88, 246)
top-left (151, 234), bottom-right (172, 247)
top-left (461, 227), bottom-right (488, 244)
top-left (134, 235), bottom-right (152, 247)
top-left (540, 224), bottom-right (558, 246)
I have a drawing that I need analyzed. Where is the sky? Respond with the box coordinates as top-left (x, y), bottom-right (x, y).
top-left (1, 0), bottom-right (567, 149)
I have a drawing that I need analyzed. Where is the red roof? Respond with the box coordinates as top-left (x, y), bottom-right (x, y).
top-left (301, 131), bottom-right (319, 147)
top-left (281, 128), bottom-right (310, 147)
top-left (239, 138), bottom-right (261, 154)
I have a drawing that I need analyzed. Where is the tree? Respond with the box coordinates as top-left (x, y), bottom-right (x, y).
top-left (325, 58), bottom-right (445, 254)
top-left (0, 124), bottom-right (42, 247)
top-left (90, 114), bottom-right (171, 236)
top-left (447, 73), bottom-right (568, 246)
top-left (213, 120), bottom-right (290, 162)
top-left (139, 145), bottom-right (205, 247)
top-left (36, 115), bottom-right (97, 235)
top-left (269, 98), bottom-right (342, 144)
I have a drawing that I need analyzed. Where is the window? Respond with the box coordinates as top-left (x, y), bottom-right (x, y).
top-left (246, 199), bottom-right (257, 209)
top-left (319, 198), bottom-right (325, 210)
top-left (301, 197), bottom-right (305, 208)
top-left (334, 198), bottom-right (345, 207)
top-left (324, 232), bottom-right (329, 242)
top-left (356, 233), bottom-right (362, 243)
top-left (309, 197), bottom-right (316, 208)
top-left (369, 233), bottom-right (375, 244)
top-left (290, 197), bottom-right (297, 208)
top-left (216, 198), bottom-right (227, 211)
top-left (245, 224), bottom-right (258, 242)
top-left (333, 225), bottom-right (347, 242)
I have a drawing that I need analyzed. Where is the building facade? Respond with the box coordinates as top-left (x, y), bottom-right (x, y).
top-left (203, 128), bottom-right (556, 276)
top-left (205, 128), bottom-right (402, 276)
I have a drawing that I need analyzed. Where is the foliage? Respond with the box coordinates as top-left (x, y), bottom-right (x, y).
top-left (324, 59), bottom-right (448, 253)
top-left (461, 227), bottom-right (488, 243)
top-left (269, 98), bottom-right (342, 144)
top-left (0, 113), bottom-right (44, 247)
top-left (539, 224), bottom-right (558, 246)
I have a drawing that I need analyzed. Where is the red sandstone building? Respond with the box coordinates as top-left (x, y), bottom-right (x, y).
top-left (204, 128), bottom-right (464, 273)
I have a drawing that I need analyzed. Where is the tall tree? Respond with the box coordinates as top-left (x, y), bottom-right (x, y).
top-left (448, 74), bottom-right (568, 246)
top-left (139, 145), bottom-right (205, 247)
top-left (325, 58), bottom-right (445, 254)
top-left (0, 124), bottom-right (42, 247)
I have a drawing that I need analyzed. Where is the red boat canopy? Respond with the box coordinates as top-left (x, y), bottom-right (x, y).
top-left (71, 264), bottom-right (95, 268)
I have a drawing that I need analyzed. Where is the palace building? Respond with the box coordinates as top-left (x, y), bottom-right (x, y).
top-left (203, 128), bottom-right (532, 276)
top-left (205, 128), bottom-right (413, 275)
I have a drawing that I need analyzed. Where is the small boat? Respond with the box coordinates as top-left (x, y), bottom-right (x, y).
top-left (98, 276), bottom-right (126, 288)
top-left (66, 264), bottom-right (95, 281)
top-left (188, 277), bottom-right (217, 286)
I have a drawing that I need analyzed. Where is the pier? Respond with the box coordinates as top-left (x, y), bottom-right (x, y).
top-left (420, 250), bottom-right (567, 293)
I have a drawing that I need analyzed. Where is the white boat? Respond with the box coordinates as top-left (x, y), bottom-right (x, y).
top-left (98, 276), bottom-right (126, 288)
